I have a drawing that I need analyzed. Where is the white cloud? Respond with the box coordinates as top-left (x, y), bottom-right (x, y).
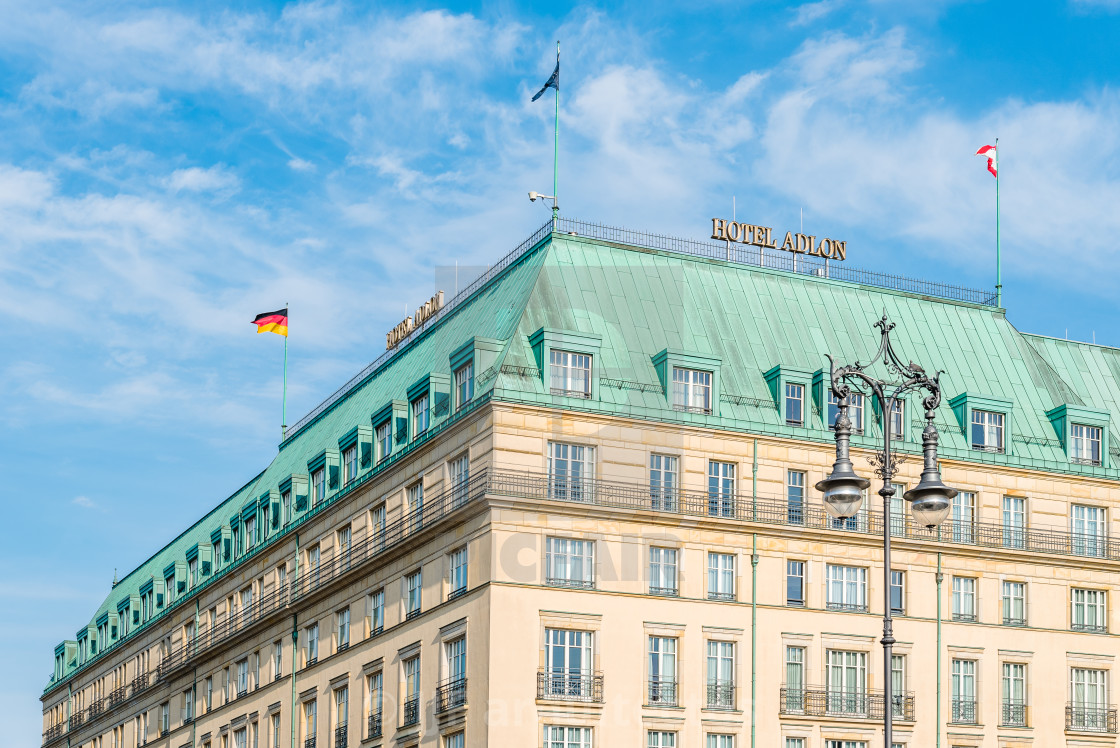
top-left (163, 165), bottom-right (239, 194)
top-left (791, 0), bottom-right (843, 26)
top-left (71, 495), bottom-right (99, 509)
top-left (287, 157), bottom-right (315, 172)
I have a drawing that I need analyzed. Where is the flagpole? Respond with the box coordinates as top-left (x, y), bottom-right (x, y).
top-left (552, 40), bottom-right (559, 228)
top-left (282, 303), bottom-right (288, 441)
top-left (995, 138), bottom-right (1001, 306)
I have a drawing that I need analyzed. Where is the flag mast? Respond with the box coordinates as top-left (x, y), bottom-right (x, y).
top-left (552, 40), bottom-right (559, 228)
top-left (995, 138), bottom-right (1001, 307)
top-left (281, 307), bottom-right (288, 441)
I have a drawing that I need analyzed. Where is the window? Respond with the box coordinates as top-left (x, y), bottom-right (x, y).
top-left (891, 654), bottom-right (905, 717)
top-left (889, 482), bottom-right (906, 537)
top-left (334, 686), bottom-right (348, 738)
top-left (648, 732), bottom-right (676, 748)
top-left (1070, 668), bottom-right (1108, 730)
top-left (545, 537), bottom-right (594, 588)
top-left (233, 728), bottom-right (246, 748)
top-left (1071, 424), bottom-right (1102, 466)
top-left (648, 636), bottom-right (678, 706)
top-left (307, 545), bottom-right (321, 588)
top-left (706, 641), bottom-right (735, 709)
top-left (205, 676), bottom-right (213, 712)
top-left (543, 726), bottom-right (592, 748)
top-left (412, 393), bottom-right (430, 437)
top-left (1001, 663), bottom-right (1027, 726)
top-left (343, 444), bottom-right (358, 485)
top-left (237, 658), bottom-right (249, 696)
top-left (828, 391), bottom-right (864, 432)
top-left (402, 655), bottom-right (420, 725)
top-left (952, 577), bottom-right (977, 622)
top-left (708, 461), bottom-right (735, 517)
top-left (369, 589), bottom-right (385, 635)
top-left (311, 468), bottom-right (326, 507)
top-left (785, 646), bottom-right (805, 713)
top-left (366, 671), bottom-right (383, 733)
top-left (303, 699), bottom-right (317, 743)
top-left (649, 454), bottom-right (679, 511)
top-left (785, 383), bottom-right (804, 425)
top-left (444, 732), bottom-right (465, 748)
top-left (708, 552), bottom-right (735, 601)
top-left (672, 367), bottom-right (712, 413)
top-left (454, 361), bottom-right (474, 410)
top-left (550, 350), bottom-right (592, 397)
top-left (786, 561), bottom-right (805, 607)
top-left (160, 701), bottom-right (170, 735)
top-left (543, 629), bottom-right (593, 701)
top-left (336, 607), bottom-right (350, 651)
top-left (271, 714), bottom-right (280, 748)
top-left (188, 558), bottom-right (198, 590)
top-left (370, 503), bottom-right (386, 550)
top-left (446, 636), bottom-right (466, 688)
top-left (337, 525), bottom-right (352, 569)
top-left (825, 650), bottom-right (867, 716)
top-left (890, 399), bottom-right (905, 439)
top-left (449, 453), bottom-right (470, 506)
top-left (649, 547), bottom-right (678, 596)
top-left (785, 740), bottom-right (805, 748)
top-left (405, 570), bottom-right (422, 619)
top-left (972, 409), bottom-right (1004, 452)
top-left (305, 623), bottom-right (319, 665)
top-left (890, 571), bottom-right (905, 615)
top-left (375, 420), bottom-right (391, 462)
top-left (1072, 588), bottom-right (1107, 633)
top-left (183, 687), bottom-right (194, 722)
top-left (825, 565), bottom-right (867, 612)
top-left (787, 470), bottom-right (805, 525)
top-left (407, 481), bottom-right (423, 530)
top-left (1002, 496), bottom-right (1026, 549)
top-left (951, 491), bottom-right (976, 544)
top-left (825, 742), bottom-right (866, 748)
top-left (281, 490), bottom-right (291, 525)
top-left (448, 547), bottom-right (468, 599)
top-left (1072, 504), bottom-right (1105, 557)
top-left (1002, 581), bottom-right (1026, 626)
top-left (166, 572), bottom-right (177, 602)
top-left (548, 442), bottom-right (594, 501)
top-left (706, 736), bottom-right (734, 748)
top-left (951, 659), bottom-right (977, 723)
top-left (273, 640), bottom-right (282, 680)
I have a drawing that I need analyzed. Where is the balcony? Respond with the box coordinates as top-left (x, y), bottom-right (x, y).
top-left (952, 612), bottom-right (977, 623)
top-left (545, 576), bottom-right (595, 590)
top-left (1002, 614), bottom-right (1026, 627)
top-left (778, 686), bottom-right (915, 721)
top-left (536, 669), bottom-right (604, 703)
top-left (367, 712), bottom-right (382, 739)
top-left (708, 591), bottom-right (735, 602)
top-left (1001, 700), bottom-right (1027, 727)
top-left (43, 724), bottom-right (64, 742)
top-left (334, 723), bottom-right (347, 748)
top-left (402, 695), bottom-right (420, 726)
top-left (1072, 621), bottom-right (1108, 634)
top-left (649, 586), bottom-right (679, 598)
top-left (825, 601), bottom-right (868, 614)
top-left (405, 608), bottom-right (422, 621)
top-left (647, 677), bottom-right (678, 707)
top-left (951, 698), bottom-right (977, 724)
top-left (304, 738), bottom-right (316, 748)
top-left (706, 681), bottom-right (736, 711)
top-left (1066, 704), bottom-right (1118, 733)
top-left (437, 678), bottom-right (467, 712)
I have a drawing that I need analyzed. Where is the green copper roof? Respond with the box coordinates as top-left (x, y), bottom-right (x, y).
top-left (49, 219), bottom-right (1118, 692)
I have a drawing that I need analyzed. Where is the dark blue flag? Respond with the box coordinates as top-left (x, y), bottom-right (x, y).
top-left (532, 61), bottom-right (559, 102)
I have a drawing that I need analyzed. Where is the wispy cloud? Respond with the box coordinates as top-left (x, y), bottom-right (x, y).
top-left (71, 495), bottom-right (100, 510)
top-left (163, 165), bottom-right (239, 194)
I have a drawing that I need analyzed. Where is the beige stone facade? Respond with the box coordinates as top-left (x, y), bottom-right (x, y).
top-left (42, 399), bottom-right (1120, 748)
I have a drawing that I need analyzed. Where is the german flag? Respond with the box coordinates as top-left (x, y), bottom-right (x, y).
top-left (252, 308), bottom-right (288, 337)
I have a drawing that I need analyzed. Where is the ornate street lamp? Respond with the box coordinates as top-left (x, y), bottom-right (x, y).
top-left (815, 314), bottom-right (957, 748)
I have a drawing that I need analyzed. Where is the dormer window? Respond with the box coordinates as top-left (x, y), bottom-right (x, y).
top-left (311, 467), bottom-right (326, 507)
top-left (188, 558), bottom-right (198, 589)
top-left (785, 383), bottom-right (804, 426)
top-left (245, 514), bottom-right (257, 549)
top-left (165, 574), bottom-right (176, 603)
top-left (412, 393), bottom-right (430, 437)
top-left (343, 444), bottom-right (358, 485)
top-left (1071, 424), bottom-right (1102, 466)
top-left (971, 410), bottom-right (1004, 452)
top-left (672, 367), bottom-right (712, 414)
top-left (455, 362), bottom-right (474, 410)
top-left (375, 420), bottom-right (391, 462)
top-left (549, 350), bottom-right (592, 398)
top-left (827, 392), bottom-right (864, 433)
top-left (890, 400), bottom-right (905, 440)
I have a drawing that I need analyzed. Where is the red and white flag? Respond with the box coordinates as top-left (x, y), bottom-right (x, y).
top-left (976, 144), bottom-right (997, 178)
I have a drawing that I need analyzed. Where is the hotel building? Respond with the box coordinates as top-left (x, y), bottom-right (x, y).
top-left (41, 218), bottom-right (1120, 748)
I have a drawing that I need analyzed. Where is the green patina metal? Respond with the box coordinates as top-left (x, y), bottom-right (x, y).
top-left (45, 225), bottom-right (1120, 694)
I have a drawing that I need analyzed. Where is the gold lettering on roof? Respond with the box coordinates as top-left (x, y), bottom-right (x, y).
top-left (386, 291), bottom-right (445, 350)
top-left (711, 218), bottom-right (847, 261)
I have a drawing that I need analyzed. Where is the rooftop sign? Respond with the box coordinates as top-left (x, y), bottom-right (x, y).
top-left (386, 291), bottom-right (444, 350)
top-left (711, 218), bottom-right (847, 261)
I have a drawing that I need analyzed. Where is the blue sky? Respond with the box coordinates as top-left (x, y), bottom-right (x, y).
top-left (4, 0), bottom-right (1120, 741)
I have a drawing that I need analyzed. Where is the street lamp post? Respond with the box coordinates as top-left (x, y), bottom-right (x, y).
top-left (815, 314), bottom-right (958, 748)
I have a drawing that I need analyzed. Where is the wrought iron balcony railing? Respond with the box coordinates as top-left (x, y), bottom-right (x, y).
top-left (437, 678), bottom-right (467, 712)
top-left (951, 698), bottom-right (977, 724)
top-left (707, 681), bottom-right (736, 710)
top-left (1001, 700), bottom-right (1027, 727)
top-left (1066, 704), bottom-right (1118, 733)
top-left (649, 585), bottom-right (679, 597)
top-left (304, 738), bottom-right (316, 748)
top-left (825, 601), bottom-right (868, 613)
top-left (647, 677), bottom-right (678, 707)
top-left (1072, 621), bottom-right (1108, 634)
top-left (708, 591), bottom-right (735, 601)
top-left (952, 612), bottom-right (977, 623)
top-left (367, 712), bottom-right (382, 739)
top-left (333, 723), bottom-right (347, 748)
top-left (1002, 614), bottom-right (1027, 627)
top-left (536, 669), bottom-right (604, 703)
top-left (402, 695), bottom-right (420, 727)
top-left (778, 686), bottom-right (915, 721)
top-left (545, 576), bottom-right (595, 589)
